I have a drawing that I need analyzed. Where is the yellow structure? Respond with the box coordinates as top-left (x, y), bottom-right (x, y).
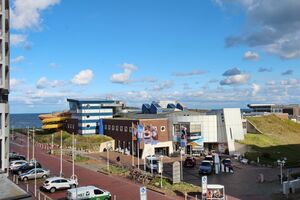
top-left (39, 111), bottom-right (70, 131)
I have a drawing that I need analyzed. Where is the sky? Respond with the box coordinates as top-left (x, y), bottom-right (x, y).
top-left (10, 0), bottom-right (300, 113)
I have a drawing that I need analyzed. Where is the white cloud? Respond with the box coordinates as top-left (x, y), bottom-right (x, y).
top-left (280, 78), bottom-right (299, 86)
top-left (10, 78), bottom-right (23, 90)
top-left (152, 81), bottom-right (173, 91)
top-left (10, 34), bottom-right (27, 46)
top-left (220, 74), bottom-right (250, 85)
top-left (71, 69), bottom-right (94, 85)
top-left (11, 0), bottom-right (61, 30)
top-left (37, 77), bottom-right (65, 89)
top-left (12, 55), bottom-right (25, 63)
top-left (244, 51), bottom-right (260, 60)
top-left (49, 62), bottom-right (59, 68)
top-left (172, 70), bottom-right (206, 77)
top-left (110, 63), bottom-right (138, 84)
top-left (36, 77), bottom-right (48, 89)
top-left (251, 83), bottom-right (261, 96)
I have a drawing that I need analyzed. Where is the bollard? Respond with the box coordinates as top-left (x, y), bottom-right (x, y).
top-left (13, 175), bottom-right (15, 182)
top-left (185, 192), bottom-right (187, 200)
top-left (16, 177), bottom-right (19, 185)
top-left (195, 194), bottom-right (197, 200)
top-left (38, 191), bottom-right (41, 200)
top-left (114, 195), bottom-right (116, 200)
top-left (26, 184), bottom-right (29, 192)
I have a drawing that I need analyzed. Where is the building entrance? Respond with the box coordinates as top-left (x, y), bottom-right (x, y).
top-left (155, 147), bottom-right (169, 156)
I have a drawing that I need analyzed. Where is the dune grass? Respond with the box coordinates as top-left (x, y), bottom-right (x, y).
top-left (239, 115), bottom-right (300, 166)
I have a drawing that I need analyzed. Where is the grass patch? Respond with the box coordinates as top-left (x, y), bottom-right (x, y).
top-left (149, 177), bottom-right (201, 195)
top-left (237, 115), bottom-right (300, 166)
top-left (101, 165), bottom-right (128, 175)
top-left (30, 130), bottom-right (112, 151)
top-left (75, 154), bottom-right (89, 162)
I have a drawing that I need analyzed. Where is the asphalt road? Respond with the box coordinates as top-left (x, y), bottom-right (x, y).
top-left (10, 134), bottom-right (182, 200)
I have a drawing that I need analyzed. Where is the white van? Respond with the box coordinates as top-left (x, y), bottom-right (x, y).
top-left (67, 186), bottom-right (111, 200)
top-left (146, 155), bottom-right (159, 172)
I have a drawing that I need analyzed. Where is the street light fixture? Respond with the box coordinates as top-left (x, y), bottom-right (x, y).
top-left (277, 158), bottom-right (286, 184)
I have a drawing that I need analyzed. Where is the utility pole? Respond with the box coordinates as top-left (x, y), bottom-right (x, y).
top-left (72, 132), bottom-right (75, 178)
top-left (51, 134), bottom-right (54, 154)
top-left (27, 127), bottom-right (29, 160)
top-left (33, 128), bottom-right (36, 197)
top-left (60, 130), bottom-right (63, 177)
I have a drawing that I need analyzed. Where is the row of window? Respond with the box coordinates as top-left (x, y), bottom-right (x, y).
top-left (104, 124), bottom-right (166, 132)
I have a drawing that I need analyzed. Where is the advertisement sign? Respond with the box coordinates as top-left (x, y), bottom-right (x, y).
top-left (137, 124), bottom-right (144, 143)
top-left (174, 123), bottom-right (190, 143)
top-left (143, 125), bottom-right (159, 145)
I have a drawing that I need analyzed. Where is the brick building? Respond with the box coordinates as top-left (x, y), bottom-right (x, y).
top-left (103, 117), bottom-right (173, 158)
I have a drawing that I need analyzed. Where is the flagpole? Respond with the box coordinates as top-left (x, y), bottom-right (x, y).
top-left (131, 122), bottom-right (134, 167)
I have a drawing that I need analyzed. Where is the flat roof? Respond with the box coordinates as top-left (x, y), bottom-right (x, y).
top-left (67, 98), bottom-right (119, 103)
top-left (0, 176), bottom-right (31, 200)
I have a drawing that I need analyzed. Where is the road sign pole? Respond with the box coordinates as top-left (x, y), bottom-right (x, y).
top-left (60, 130), bottom-right (63, 177)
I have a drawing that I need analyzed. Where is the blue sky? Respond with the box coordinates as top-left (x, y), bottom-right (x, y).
top-left (10, 0), bottom-right (300, 113)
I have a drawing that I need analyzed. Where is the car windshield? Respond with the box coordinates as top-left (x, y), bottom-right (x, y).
top-left (201, 162), bottom-right (211, 166)
top-left (152, 160), bottom-right (158, 165)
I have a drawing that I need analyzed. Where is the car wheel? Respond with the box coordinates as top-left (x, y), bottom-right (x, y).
top-left (50, 187), bottom-right (56, 193)
top-left (42, 174), bottom-right (47, 179)
top-left (23, 177), bottom-right (28, 181)
top-left (70, 184), bottom-right (76, 189)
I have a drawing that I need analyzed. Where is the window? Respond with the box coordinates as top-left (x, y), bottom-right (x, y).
top-left (112, 125), bottom-right (115, 131)
top-left (120, 126), bottom-right (123, 132)
top-left (104, 125), bottom-right (107, 130)
top-left (124, 126), bottom-right (128, 132)
top-left (94, 189), bottom-right (103, 195)
top-left (116, 125), bottom-right (119, 131)
top-left (60, 179), bottom-right (68, 183)
top-left (86, 115), bottom-right (90, 118)
top-left (87, 124), bottom-right (90, 128)
top-left (129, 127), bottom-right (132, 132)
top-left (160, 126), bottom-right (166, 132)
top-left (108, 125), bottom-right (111, 130)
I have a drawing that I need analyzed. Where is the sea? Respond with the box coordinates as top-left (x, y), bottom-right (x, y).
top-left (10, 113), bottom-right (42, 129)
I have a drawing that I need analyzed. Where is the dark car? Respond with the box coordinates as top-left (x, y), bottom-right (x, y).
top-left (184, 157), bottom-right (196, 167)
top-left (9, 153), bottom-right (26, 162)
top-left (12, 161), bottom-right (42, 175)
top-left (199, 160), bottom-right (213, 174)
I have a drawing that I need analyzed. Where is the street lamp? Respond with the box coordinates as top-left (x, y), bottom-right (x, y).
top-left (277, 158), bottom-right (286, 184)
top-left (159, 156), bottom-right (164, 188)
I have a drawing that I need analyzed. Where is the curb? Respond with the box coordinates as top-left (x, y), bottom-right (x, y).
top-left (147, 186), bottom-right (166, 195)
top-left (97, 170), bottom-right (110, 176)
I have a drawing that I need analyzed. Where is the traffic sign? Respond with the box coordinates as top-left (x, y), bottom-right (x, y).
top-left (202, 176), bottom-right (207, 199)
top-left (140, 186), bottom-right (147, 200)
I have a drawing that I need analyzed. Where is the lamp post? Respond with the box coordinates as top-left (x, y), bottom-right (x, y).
top-left (179, 147), bottom-right (183, 181)
top-left (60, 130), bottom-right (63, 177)
top-left (159, 156), bottom-right (164, 188)
top-left (27, 126), bottom-right (30, 160)
top-left (106, 143), bottom-right (111, 172)
top-left (277, 158), bottom-right (286, 184)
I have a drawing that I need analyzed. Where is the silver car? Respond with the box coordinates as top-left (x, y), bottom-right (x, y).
top-left (19, 168), bottom-right (50, 181)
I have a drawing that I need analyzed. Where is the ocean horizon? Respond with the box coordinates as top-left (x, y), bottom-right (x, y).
top-left (10, 113), bottom-right (43, 129)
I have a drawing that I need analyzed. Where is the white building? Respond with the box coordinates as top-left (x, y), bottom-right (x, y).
top-left (0, 0), bottom-right (9, 175)
top-left (168, 108), bottom-right (244, 154)
top-left (67, 99), bottom-right (125, 135)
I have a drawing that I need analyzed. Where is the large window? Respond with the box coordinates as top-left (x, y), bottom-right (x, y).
top-left (124, 126), bottom-right (128, 132)
top-left (120, 126), bottom-right (123, 132)
top-left (112, 125), bottom-right (115, 131)
top-left (116, 125), bottom-right (119, 131)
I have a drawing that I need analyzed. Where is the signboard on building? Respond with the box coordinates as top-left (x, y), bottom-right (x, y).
top-left (172, 161), bottom-right (181, 184)
top-left (140, 186), bottom-right (147, 200)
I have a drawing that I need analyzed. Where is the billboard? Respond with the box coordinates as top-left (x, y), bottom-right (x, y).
top-left (144, 125), bottom-right (159, 145)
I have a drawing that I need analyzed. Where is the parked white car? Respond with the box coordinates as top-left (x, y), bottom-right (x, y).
top-left (67, 186), bottom-right (111, 200)
top-left (42, 177), bottom-right (78, 193)
top-left (9, 160), bottom-right (28, 170)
